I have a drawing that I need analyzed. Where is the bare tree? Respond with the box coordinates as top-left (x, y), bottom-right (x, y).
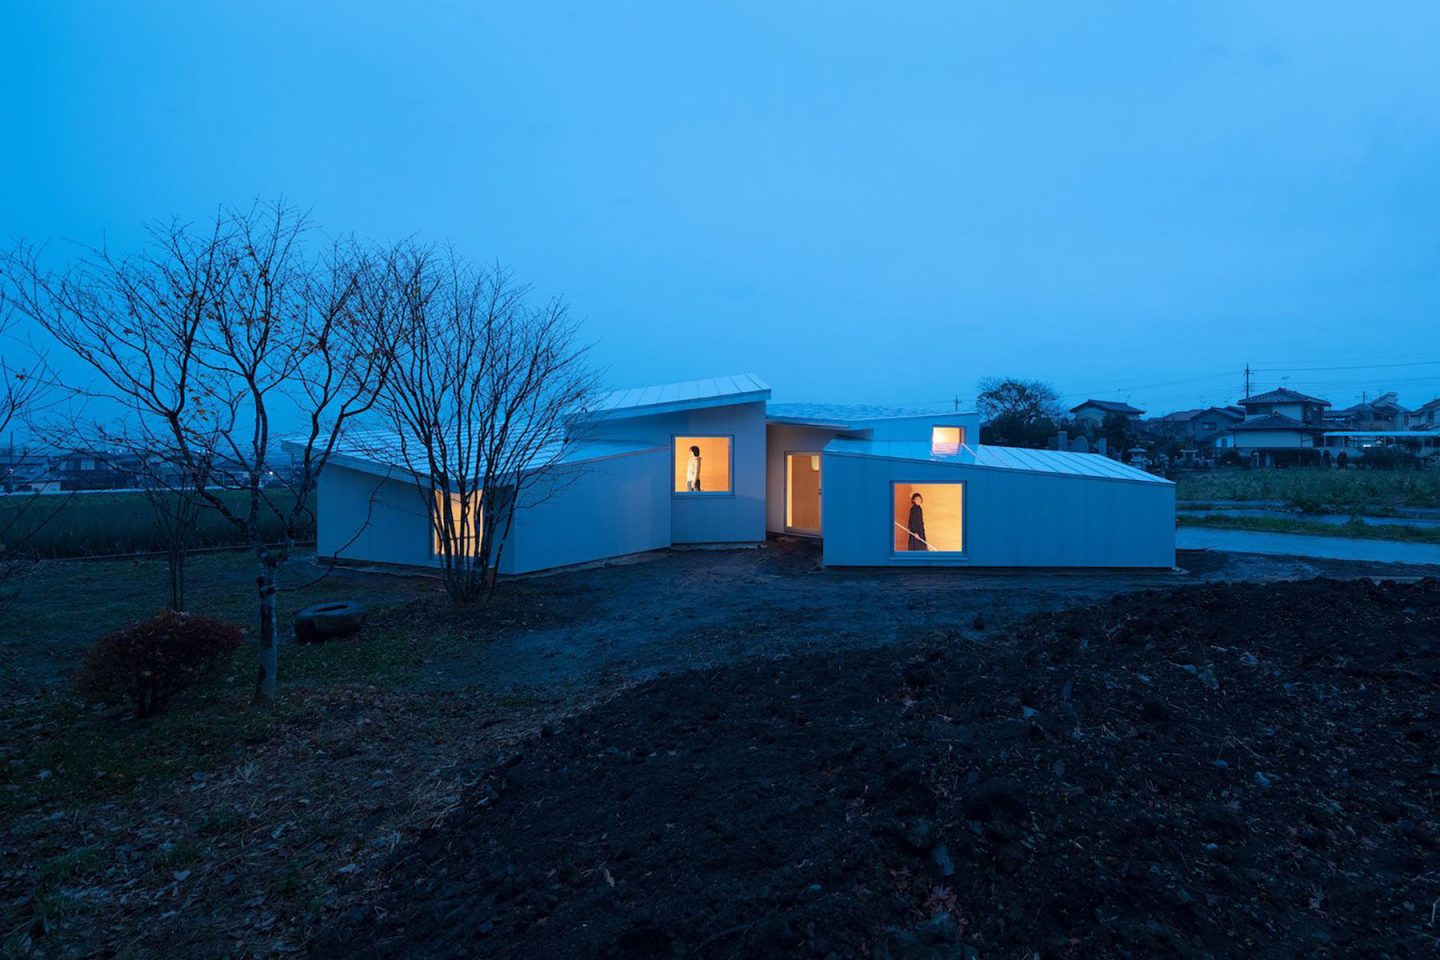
top-left (366, 244), bottom-right (595, 603)
top-left (6, 203), bottom-right (395, 700)
top-left (976, 376), bottom-right (1064, 448)
top-left (96, 433), bottom-right (218, 611)
top-left (0, 296), bottom-right (47, 441)
top-left (0, 296), bottom-right (54, 606)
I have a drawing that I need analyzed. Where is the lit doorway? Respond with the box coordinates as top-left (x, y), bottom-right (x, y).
top-left (785, 452), bottom-right (822, 536)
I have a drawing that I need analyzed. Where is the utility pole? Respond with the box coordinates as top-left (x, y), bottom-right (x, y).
top-left (953, 395), bottom-right (960, 411)
top-left (1243, 364), bottom-right (1251, 399)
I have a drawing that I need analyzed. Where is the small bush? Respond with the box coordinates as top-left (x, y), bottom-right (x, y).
top-left (77, 612), bottom-right (244, 718)
top-left (1216, 449), bottom-right (1243, 467)
top-left (1359, 446), bottom-right (1420, 471)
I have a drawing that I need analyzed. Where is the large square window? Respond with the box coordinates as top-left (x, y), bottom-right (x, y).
top-left (674, 436), bottom-right (732, 494)
top-left (893, 482), bottom-right (964, 553)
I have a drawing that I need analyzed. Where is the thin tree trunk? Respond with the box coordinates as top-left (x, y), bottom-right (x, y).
top-left (255, 562), bottom-right (280, 702)
top-left (167, 545), bottom-right (183, 612)
top-left (175, 548), bottom-right (186, 612)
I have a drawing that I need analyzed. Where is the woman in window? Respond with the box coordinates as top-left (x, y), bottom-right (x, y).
top-left (686, 445), bottom-right (702, 491)
top-left (907, 492), bottom-right (927, 550)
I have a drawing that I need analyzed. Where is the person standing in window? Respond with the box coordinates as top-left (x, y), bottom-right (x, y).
top-left (686, 445), bottom-right (702, 491)
top-left (907, 492), bottom-right (927, 550)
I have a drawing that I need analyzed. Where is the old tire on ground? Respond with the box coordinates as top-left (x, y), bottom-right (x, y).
top-left (293, 601), bottom-right (367, 644)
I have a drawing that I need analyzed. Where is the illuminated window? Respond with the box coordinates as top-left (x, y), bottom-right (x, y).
top-left (432, 489), bottom-right (483, 556)
top-left (674, 437), bottom-right (732, 494)
top-left (893, 482), bottom-right (964, 553)
top-left (931, 426), bottom-right (966, 456)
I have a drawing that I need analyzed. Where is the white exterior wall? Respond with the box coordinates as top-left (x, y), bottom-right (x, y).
top-left (316, 449), bottom-right (671, 575)
top-left (501, 449), bottom-right (670, 574)
top-left (1234, 430), bottom-right (1313, 449)
top-left (763, 414), bottom-right (980, 535)
top-left (317, 465), bottom-right (432, 567)
top-left (820, 452), bottom-right (1174, 568)
top-left (866, 412), bottom-right (980, 442)
top-left (580, 401), bottom-right (767, 544)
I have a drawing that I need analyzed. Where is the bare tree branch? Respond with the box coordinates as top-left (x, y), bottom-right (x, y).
top-left (359, 243), bottom-right (596, 603)
top-left (4, 203), bottom-right (398, 700)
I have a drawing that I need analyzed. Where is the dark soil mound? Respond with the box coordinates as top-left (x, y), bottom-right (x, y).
top-left (317, 578), bottom-right (1440, 959)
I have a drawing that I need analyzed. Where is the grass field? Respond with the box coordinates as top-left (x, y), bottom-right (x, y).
top-left (1176, 467), bottom-right (1440, 512)
top-left (1176, 512), bottom-right (1440, 545)
top-left (0, 489), bottom-right (314, 558)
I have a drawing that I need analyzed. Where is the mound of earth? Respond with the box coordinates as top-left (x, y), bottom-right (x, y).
top-left (317, 577), bottom-right (1440, 959)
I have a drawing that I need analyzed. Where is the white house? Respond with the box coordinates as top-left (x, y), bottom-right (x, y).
top-left (1226, 388), bottom-right (1331, 464)
top-left (305, 374), bottom-right (1175, 574)
top-left (1069, 399), bottom-right (1145, 425)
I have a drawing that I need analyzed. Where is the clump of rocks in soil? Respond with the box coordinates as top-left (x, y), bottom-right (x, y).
top-left (317, 577), bottom-right (1440, 959)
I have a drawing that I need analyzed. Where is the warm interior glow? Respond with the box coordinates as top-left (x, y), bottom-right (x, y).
top-left (893, 482), bottom-right (964, 553)
top-left (432, 489), bottom-right (483, 556)
top-left (674, 436), bottom-right (732, 493)
top-left (931, 426), bottom-right (965, 456)
top-left (785, 452), bottom-right (822, 533)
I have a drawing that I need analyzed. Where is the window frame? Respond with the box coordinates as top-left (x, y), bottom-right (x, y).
top-left (930, 425), bottom-right (967, 456)
top-left (783, 448), bottom-right (823, 536)
top-left (428, 487), bottom-right (485, 561)
top-left (671, 434), bottom-right (736, 498)
top-left (890, 480), bottom-right (967, 559)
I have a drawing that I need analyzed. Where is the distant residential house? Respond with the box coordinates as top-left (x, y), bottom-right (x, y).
top-left (1, 448), bottom-right (59, 494)
top-left (52, 448), bottom-right (146, 491)
top-left (1331, 392), bottom-right (1410, 432)
top-left (1227, 389), bottom-right (1331, 463)
top-left (1150, 406), bottom-right (1244, 451)
top-left (1238, 388), bottom-right (1329, 425)
top-left (1411, 398), bottom-right (1440, 431)
top-left (1069, 399), bottom-right (1145, 425)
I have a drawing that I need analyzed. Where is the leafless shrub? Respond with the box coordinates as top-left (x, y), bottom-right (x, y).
top-left (6, 203), bottom-right (396, 700)
top-left (363, 243), bottom-right (596, 603)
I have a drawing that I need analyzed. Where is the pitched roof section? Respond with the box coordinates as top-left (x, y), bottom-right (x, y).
top-left (1154, 408), bottom-right (1204, 423)
top-left (765, 402), bottom-right (962, 429)
top-left (1240, 388), bottom-right (1330, 407)
top-left (286, 429), bottom-right (663, 482)
top-left (1158, 406), bottom-right (1244, 423)
top-left (581, 374), bottom-right (771, 421)
top-left (1070, 399), bottom-right (1144, 415)
top-left (823, 438), bottom-right (1169, 484)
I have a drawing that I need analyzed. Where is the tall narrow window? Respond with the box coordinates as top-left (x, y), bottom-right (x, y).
top-left (931, 426), bottom-right (965, 456)
top-left (893, 482), bottom-right (964, 553)
top-left (432, 489), bottom-right (483, 556)
top-left (674, 437), bottom-right (732, 494)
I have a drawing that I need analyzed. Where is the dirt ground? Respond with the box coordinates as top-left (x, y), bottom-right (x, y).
top-left (392, 539), bottom-right (1440, 691)
top-left (321, 575), bottom-right (1440, 960)
top-left (4, 539), bottom-right (1439, 958)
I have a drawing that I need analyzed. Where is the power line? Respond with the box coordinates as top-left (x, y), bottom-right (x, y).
top-left (1247, 359), bottom-right (1440, 373)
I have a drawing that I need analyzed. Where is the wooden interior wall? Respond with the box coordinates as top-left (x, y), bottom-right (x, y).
top-left (786, 453), bottom-right (822, 531)
top-left (891, 482), bottom-right (964, 552)
top-left (672, 436), bottom-right (733, 493)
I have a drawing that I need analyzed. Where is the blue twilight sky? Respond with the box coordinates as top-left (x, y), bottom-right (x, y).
top-left (3, 1), bottom-right (1439, 420)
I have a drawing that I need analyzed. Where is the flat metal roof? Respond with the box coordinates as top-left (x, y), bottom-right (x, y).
top-left (1323, 431), bottom-right (1440, 438)
top-left (581, 374), bottom-right (771, 421)
top-left (765, 402), bottom-right (968, 429)
top-left (824, 438), bottom-right (1170, 484)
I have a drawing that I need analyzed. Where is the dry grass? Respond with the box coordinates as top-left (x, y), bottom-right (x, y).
top-left (1176, 468), bottom-right (1440, 512)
